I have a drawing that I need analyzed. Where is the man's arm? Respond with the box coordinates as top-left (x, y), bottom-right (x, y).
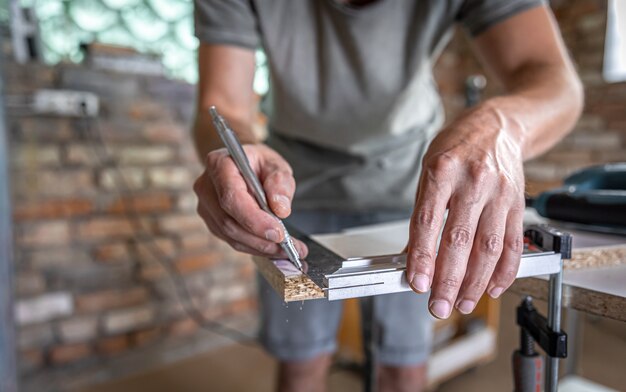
top-left (193, 44), bottom-right (258, 158)
top-left (406, 5), bottom-right (583, 319)
top-left (193, 43), bottom-right (307, 258)
top-left (470, 5), bottom-right (584, 159)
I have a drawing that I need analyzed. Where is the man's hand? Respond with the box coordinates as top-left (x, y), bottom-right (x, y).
top-left (406, 103), bottom-right (526, 319)
top-left (405, 4), bottom-right (583, 319)
top-left (194, 144), bottom-right (308, 258)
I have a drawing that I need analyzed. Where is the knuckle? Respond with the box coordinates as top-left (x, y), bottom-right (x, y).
top-left (408, 248), bottom-right (434, 270)
top-left (445, 225), bottom-right (472, 249)
top-left (506, 235), bottom-right (524, 254)
top-left (221, 218), bottom-right (238, 238)
top-left (496, 269), bottom-right (517, 286)
top-left (464, 279), bottom-right (486, 295)
top-left (230, 241), bottom-right (246, 253)
top-left (239, 216), bottom-right (258, 233)
top-left (205, 150), bottom-right (223, 169)
top-left (414, 208), bottom-right (436, 229)
top-left (267, 169), bottom-right (295, 188)
top-left (511, 198), bottom-right (526, 213)
top-left (425, 154), bottom-right (457, 179)
top-left (439, 277), bottom-right (461, 290)
top-left (482, 233), bottom-right (503, 256)
top-left (468, 161), bottom-right (493, 182)
top-left (259, 242), bottom-right (277, 255)
top-left (218, 187), bottom-right (238, 211)
top-left (496, 173), bottom-right (512, 189)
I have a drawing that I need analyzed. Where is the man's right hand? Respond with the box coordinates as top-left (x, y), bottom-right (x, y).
top-left (194, 143), bottom-right (308, 258)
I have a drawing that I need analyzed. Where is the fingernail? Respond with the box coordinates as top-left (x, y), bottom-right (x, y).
top-left (273, 195), bottom-right (291, 213)
top-left (264, 229), bottom-right (281, 242)
top-left (456, 299), bottom-right (476, 315)
top-left (488, 286), bottom-right (504, 298)
top-left (410, 274), bottom-right (430, 293)
top-left (430, 300), bottom-right (451, 319)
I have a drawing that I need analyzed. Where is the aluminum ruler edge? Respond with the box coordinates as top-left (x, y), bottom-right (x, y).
top-left (288, 223), bottom-right (565, 301)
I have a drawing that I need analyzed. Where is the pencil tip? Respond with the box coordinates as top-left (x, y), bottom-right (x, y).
top-left (208, 106), bottom-right (219, 120)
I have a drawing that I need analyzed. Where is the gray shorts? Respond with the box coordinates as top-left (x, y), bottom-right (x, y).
top-left (258, 210), bottom-right (433, 366)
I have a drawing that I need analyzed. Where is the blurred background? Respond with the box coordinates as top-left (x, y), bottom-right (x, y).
top-left (0, 0), bottom-right (625, 391)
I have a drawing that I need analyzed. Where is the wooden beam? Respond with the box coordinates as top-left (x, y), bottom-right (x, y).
top-left (254, 239), bottom-right (626, 318)
top-left (252, 257), bottom-right (324, 302)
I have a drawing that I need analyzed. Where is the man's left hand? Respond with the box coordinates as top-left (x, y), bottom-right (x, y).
top-left (406, 102), bottom-right (526, 319)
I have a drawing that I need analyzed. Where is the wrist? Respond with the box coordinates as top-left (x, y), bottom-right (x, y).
top-left (476, 98), bottom-right (528, 160)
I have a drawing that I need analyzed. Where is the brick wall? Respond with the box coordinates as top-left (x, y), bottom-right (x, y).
top-left (6, 59), bottom-right (257, 390)
top-left (434, 0), bottom-right (626, 194)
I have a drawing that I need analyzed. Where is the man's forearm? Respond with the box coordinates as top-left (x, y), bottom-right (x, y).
top-left (193, 44), bottom-right (258, 162)
top-left (478, 62), bottom-right (583, 161)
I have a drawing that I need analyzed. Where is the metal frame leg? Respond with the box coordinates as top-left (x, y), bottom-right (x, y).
top-left (546, 262), bottom-right (563, 392)
top-left (0, 32), bottom-right (18, 392)
top-left (564, 308), bottom-right (581, 376)
top-left (361, 296), bottom-right (378, 392)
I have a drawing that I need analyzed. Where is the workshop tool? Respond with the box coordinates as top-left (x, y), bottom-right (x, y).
top-left (288, 224), bottom-right (571, 392)
top-left (209, 106), bottom-right (303, 271)
top-left (465, 74), bottom-right (487, 107)
top-left (291, 225), bottom-right (568, 301)
top-left (513, 227), bottom-right (570, 392)
top-left (527, 162), bottom-right (626, 230)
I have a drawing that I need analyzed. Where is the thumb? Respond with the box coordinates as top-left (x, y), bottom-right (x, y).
top-left (258, 150), bottom-right (295, 219)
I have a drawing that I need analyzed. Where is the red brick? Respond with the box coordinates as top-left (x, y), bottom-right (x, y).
top-left (168, 317), bottom-right (198, 337)
top-left (147, 167), bottom-right (192, 189)
top-left (29, 248), bottom-right (90, 269)
top-left (19, 349), bottom-right (44, 372)
top-left (176, 252), bottom-right (220, 274)
top-left (65, 144), bottom-right (96, 166)
top-left (17, 117), bottom-right (73, 141)
top-left (13, 198), bottom-right (93, 220)
top-left (158, 214), bottom-right (206, 233)
top-left (114, 145), bottom-right (174, 165)
top-left (128, 101), bottom-right (172, 121)
top-left (99, 167), bottom-right (146, 190)
top-left (134, 237), bottom-right (177, 259)
top-left (176, 192), bottom-right (198, 211)
top-left (139, 260), bottom-right (165, 281)
top-left (96, 335), bottom-right (129, 356)
top-left (607, 119), bottom-right (626, 132)
top-left (49, 343), bottom-right (91, 365)
top-left (130, 327), bottom-right (161, 347)
top-left (57, 316), bottom-right (98, 343)
top-left (180, 232), bottom-right (212, 251)
top-left (543, 150), bottom-right (593, 163)
top-left (13, 169), bottom-right (93, 197)
top-left (17, 221), bottom-right (70, 247)
top-left (93, 242), bottom-right (130, 263)
top-left (75, 287), bottom-right (149, 312)
top-left (106, 193), bottom-right (172, 214)
top-left (18, 324), bottom-right (55, 349)
top-left (103, 306), bottom-right (155, 334)
top-left (224, 297), bottom-right (258, 315)
top-left (76, 217), bottom-right (134, 241)
top-left (11, 145), bottom-right (61, 167)
top-left (15, 272), bottom-right (46, 296)
top-left (143, 123), bottom-right (185, 143)
top-left (238, 263), bottom-right (256, 280)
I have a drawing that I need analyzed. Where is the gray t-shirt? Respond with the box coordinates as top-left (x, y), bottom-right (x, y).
top-left (195, 0), bottom-right (543, 212)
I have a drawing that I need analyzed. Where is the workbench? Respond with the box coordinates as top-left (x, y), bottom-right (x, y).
top-left (511, 210), bottom-right (626, 323)
top-left (253, 209), bottom-right (626, 387)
